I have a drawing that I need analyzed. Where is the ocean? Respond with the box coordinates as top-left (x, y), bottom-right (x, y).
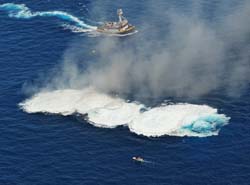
top-left (0, 0), bottom-right (250, 184)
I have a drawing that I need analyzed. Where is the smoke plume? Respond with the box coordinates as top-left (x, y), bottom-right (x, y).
top-left (50, 0), bottom-right (250, 99)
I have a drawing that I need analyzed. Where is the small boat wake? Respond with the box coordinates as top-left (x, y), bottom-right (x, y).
top-left (0, 3), bottom-right (138, 37)
top-left (0, 3), bottom-right (96, 29)
top-left (62, 24), bottom-right (95, 33)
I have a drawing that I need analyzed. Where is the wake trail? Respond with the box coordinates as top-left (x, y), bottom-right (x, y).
top-left (0, 3), bottom-right (139, 36)
top-left (143, 160), bottom-right (156, 164)
top-left (0, 3), bottom-right (97, 30)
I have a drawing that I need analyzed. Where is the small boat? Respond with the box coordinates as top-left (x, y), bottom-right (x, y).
top-left (132, 156), bottom-right (144, 163)
top-left (97, 9), bottom-right (135, 35)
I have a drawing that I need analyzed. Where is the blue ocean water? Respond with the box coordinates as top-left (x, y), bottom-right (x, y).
top-left (1, 0), bottom-right (250, 184)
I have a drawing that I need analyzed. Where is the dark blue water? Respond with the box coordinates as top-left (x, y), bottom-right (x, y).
top-left (1, 0), bottom-right (250, 184)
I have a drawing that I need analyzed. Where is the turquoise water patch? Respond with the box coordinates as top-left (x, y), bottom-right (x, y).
top-left (182, 114), bottom-right (230, 136)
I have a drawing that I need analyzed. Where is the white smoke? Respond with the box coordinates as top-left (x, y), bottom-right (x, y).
top-left (47, 0), bottom-right (250, 99)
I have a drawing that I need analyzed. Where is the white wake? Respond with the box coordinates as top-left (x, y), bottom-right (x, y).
top-left (0, 3), bottom-right (97, 30)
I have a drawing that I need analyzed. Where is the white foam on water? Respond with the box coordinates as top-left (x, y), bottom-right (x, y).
top-left (19, 87), bottom-right (230, 137)
top-left (62, 24), bottom-right (95, 33)
top-left (129, 104), bottom-right (229, 137)
top-left (0, 3), bottom-right (97, 29)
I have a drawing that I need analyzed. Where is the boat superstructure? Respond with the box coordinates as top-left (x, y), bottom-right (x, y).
top-left (97, 9), bottom-right (135, 34)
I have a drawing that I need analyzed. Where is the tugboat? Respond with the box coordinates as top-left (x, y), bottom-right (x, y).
top-left (97, 9), bottom-right (135, 35)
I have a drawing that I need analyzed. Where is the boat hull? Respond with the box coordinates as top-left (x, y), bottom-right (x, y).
top-left (97, 25), bottom-right (135, 35)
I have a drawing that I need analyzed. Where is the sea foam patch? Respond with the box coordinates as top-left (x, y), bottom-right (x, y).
top-left (19, 87), bottom-right (230, 137)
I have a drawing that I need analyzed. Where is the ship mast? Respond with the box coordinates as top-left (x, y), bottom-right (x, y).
top-left (117, 9), bottom-right (123, 23)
